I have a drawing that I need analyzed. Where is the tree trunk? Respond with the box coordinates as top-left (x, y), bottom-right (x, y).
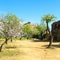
top-left (0, 38), bottom-right (9, 52)
top-left (48, 34), bottom-right (53, 48)
top-left (5, 38), bottom-right (8, 44)
top-left (40, 32), bottom-right (43, 40)
top-left (27, 37), bottom-right (29, 39)
top-left (20, 37), bottom-right (22, 40)
top-left (0, 44), bottom-right (3, 52)
top-left (27, 35), bottom-right (29, 39)
top-left (46, 22), bottom-right (49, 31)
top-left (11, 37), bottom-right (12, 42)
top-left (0, 40), bottom-right (7, 52)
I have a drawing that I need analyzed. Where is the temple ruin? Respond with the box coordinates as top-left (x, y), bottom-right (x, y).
top-left (52, 21), bottom-right (60, 41)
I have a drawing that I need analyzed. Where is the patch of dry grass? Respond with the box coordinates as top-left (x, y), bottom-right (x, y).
top-left (0, 40), bottom-right (60, 60)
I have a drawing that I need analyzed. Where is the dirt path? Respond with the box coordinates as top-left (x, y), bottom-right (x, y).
top-left (18, 40), bottom-right (60, 60)
top-left (1, 40), bottom-right (60, 60)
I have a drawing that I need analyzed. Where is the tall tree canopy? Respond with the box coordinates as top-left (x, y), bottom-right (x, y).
top-left (41, 14), bottom-right (56, 32)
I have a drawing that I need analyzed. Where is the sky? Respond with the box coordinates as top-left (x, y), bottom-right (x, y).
top-left (0, 0), bottom-right (60, 29)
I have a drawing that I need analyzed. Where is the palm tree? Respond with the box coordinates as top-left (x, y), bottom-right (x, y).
top-left (42, 14), bottom-right (56, 47)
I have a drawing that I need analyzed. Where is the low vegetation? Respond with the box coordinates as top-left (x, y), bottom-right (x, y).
top-left (0, 40), bottom-right (60, 60)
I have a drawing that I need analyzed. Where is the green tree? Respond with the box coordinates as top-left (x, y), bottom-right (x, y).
top-left (4, 14), bottom-right (21, 42)
top-left (0, 14), bottom-right (21, 52)
top-left (42, 14), bottom-right (56, 32)
top-left (22, 23), bottom-right (33, 39)
top-left (36, 24), bottom-right (46, 40)
top-left (41, 14), bottom-right (56, 47)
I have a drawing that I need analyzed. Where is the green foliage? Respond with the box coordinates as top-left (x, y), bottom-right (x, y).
top-left (22, 24), bottom-right (32, 34)
top-left (36, 24), bottom-right (46, 34)
top-left (4, 13), bottom-right (21, 31)
top-left (2, 13), bottom-right (22, 39)
top-left (13, 38), bottom-right (20, 40)
top-left (22, 23), bottom-right (33, 38)
top-left (22, 22), bottom-right (46, 39)
top-left (41, 14), bottom-right (56, 23)
top-left (31, 25), bottom-right (39, 35)
top-left (41, 14), bottom-right (56, 31)
top-left (0, 13), bottom-right (22, 33)
top-left (20, 37), bottom-right (27, 40)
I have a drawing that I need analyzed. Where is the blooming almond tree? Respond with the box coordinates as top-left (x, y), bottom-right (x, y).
top-left (0, 14), bottom-right (21, 52)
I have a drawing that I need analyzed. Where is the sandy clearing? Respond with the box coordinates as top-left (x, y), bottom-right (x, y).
top-left (1, 40), bottom-right (60, 60)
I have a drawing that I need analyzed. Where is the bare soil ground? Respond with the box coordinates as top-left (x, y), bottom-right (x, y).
top-left (0, 39), bottom-right (60, 60)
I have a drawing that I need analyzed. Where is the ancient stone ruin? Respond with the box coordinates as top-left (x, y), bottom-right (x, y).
top-left (52, 21), bottom-right (60, 41)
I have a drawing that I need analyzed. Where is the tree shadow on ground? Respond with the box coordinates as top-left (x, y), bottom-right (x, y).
top-left (5, 46), bottom-right (17, 49)
top-left (52, 44), bottom-right (60, 48)
top-left (42, 44), bottom-right (60, 48)
top-left (32, 39), bottom-right (49, 42)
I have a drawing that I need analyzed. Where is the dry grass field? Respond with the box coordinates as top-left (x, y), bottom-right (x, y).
top-left (0, 39), bottom-right (60, 60)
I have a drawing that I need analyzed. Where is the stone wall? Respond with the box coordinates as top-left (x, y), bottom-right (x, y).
top-left (52, 21), bottom-right (60, 41)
